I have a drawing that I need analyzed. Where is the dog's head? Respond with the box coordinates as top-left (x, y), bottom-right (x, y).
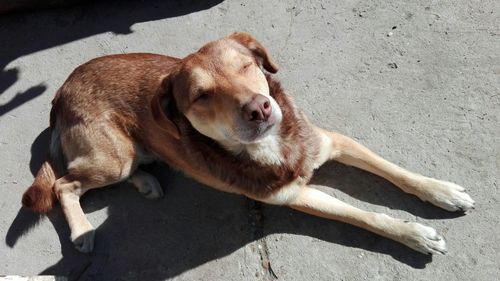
top-left (152, 32), bottom-right (282, 145)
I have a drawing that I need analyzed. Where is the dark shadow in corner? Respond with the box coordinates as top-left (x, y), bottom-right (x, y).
top-left (0, 68), bottom-right (18, 96)
top-left (0, 0), bottom-right (223, 113)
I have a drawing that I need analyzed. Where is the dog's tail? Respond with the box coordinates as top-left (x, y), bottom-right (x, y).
top-left (22, 101), bottom-right (64, 213)
top-left (22, 160), bottom-right (58, 213)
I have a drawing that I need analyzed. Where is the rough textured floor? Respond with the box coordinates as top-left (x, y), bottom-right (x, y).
top-left (1, 0), bottom-right (499, 280)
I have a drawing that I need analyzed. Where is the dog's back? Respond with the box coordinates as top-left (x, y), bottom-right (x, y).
top-left (53, 53), bottom-right (179, 127)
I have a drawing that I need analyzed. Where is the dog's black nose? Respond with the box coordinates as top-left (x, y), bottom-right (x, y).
top-left (242, 94), bottom-right (272, 122)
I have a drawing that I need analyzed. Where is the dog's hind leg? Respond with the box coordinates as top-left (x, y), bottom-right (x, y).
top-left (283, 186), bottom-right (447, 255)
top-left (54, 155), bottom-right (135, 253)
top-left (55, 175), bottom-right (97, 253)
top-left (314, 128), bottom-right (474, 212)
top-left (129, 169), bottom-right (164, 199)
top-left (56, 124), bottom-right (138, 253)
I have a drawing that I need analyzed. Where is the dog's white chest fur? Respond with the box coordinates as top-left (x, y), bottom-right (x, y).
top-left (245, 134), bottom-right (283, 166)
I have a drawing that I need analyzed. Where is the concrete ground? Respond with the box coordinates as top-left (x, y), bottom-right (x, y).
top-left (1, 0), bottom-right (499, 280)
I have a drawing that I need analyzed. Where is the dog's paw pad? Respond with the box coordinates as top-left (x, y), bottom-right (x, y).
top-left (72, 229), bottom-right (95, 253)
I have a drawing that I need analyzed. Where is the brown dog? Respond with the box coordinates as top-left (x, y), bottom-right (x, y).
top-left (22, 32), bottom-right (474, 254)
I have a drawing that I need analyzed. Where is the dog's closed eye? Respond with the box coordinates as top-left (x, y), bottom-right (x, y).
top-left (192, 90), bottom-right (212, 103)
top-left (240, 62), bottom-right (253, 72)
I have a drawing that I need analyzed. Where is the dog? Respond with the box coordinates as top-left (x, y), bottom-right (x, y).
top-left (22, 32), bottom-right (474, 254)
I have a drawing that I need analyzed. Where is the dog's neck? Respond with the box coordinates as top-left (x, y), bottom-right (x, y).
top-left (219, 126), bottom-right (284, 166)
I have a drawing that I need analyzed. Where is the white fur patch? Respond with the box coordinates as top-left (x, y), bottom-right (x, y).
top-left (262, 181), bottom-right (301, 205)
top-left (213, 96), bottom-right (284, 162)
top-left (314, 130), bottom-right (334, 169)
top-left (222, 47), bottom-right (246, 69)
top-left (246, 132), bottom-right (283, 166)
top-left (191, 67), bottom-right (215, 89)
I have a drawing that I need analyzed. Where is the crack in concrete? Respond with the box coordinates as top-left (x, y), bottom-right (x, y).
top-left (247, 199), bottom-right (278, 280)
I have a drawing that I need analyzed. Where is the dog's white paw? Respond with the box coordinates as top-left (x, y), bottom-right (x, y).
top-left (399, 221), bottom-right (447, 255)
top-left (72, 228), bottom-right (95, 253)
top-left (418, 178), bottom-right (475, 212)
top-left (129, 170), bottom-right (164, 200)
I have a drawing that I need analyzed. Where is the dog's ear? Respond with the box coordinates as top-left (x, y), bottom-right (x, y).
top-left (228, 32), bottom-right (279, 73)
top-left (151, 75), bottom-right (181, 139)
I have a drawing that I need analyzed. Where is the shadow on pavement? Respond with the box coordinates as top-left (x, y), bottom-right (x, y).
top-left (0, 0), bottom-right (223, 115)
top-left (0, 84), bottom-right (47, 116)
top-left (29, 127), bottom-right (51, 175)
top-left (5, 126), bottom-right (454, 280)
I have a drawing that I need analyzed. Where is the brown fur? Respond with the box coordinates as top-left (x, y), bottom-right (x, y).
top-left (22, 161), bottom-right (57, 213)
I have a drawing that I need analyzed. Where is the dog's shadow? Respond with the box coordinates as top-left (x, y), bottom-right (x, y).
top-left (7, 128), bottom-right (465, 280)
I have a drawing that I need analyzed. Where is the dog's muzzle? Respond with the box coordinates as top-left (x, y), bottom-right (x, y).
top-left (234, 94), bottom-right (281, 143)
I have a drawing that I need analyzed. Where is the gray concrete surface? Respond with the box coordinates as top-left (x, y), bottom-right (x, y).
top-left (1, 0), bottom-right (499, 280)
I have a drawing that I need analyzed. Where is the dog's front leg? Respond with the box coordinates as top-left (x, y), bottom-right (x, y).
top-left (284, 186), bottom-right (447, 255)
top-left (314, 128), bottom-right (474, 212)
